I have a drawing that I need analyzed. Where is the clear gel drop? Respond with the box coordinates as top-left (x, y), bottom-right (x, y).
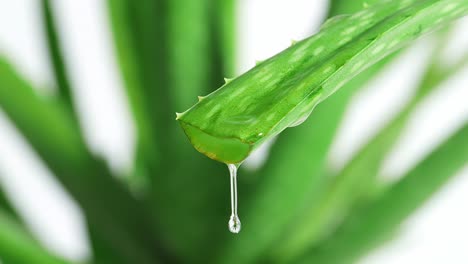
top-left (227, 164), bottom-right (241, 233)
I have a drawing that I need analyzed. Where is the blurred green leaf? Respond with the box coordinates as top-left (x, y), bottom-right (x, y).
top-left (106, 0), bottom-right (164, 189)
top-left (209, 0), bottom-right (237, 79)
top-left (108, 0), bottom-right (238, 261)
top-left (0, 209), bottom-right (69, 264)
top-left (40, 0), bottom-right (76, 119)
top-left (0, 182), bottom-right (19, 223)
top-left (0, 58), bottom-right (165, 264)
top-left (297, 122), bottom-right (468, 264)
top-left (87, 223), bottom-right (127, 264)
top-left (43, 0), bottom-right (171, 261)
top-left (167, 0), bottom-right (213, 110)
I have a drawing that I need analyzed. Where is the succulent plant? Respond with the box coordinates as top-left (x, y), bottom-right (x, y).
top-left (0, 0), bottom-right (467, 263)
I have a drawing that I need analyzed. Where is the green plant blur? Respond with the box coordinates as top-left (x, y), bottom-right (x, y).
top-left (0, 0), bottom-right (467, 263)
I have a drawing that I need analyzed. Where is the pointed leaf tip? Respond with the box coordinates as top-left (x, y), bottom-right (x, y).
top-left (175, 112), bottom-right (183, 120)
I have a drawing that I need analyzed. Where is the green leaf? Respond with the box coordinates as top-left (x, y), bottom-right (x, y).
top-left (297, 122), bottom-right (468, 264)
top-left (217, 1), bottom-right (405, 261)
top-left (166, 0), bottom-right (215, 110)
top-left (209, 0), bottom-right (237, 79)
top-left (273, 25), bottom-right (468, 259)
top-left (0, 182), bottom-right (19, 223)
top-left (178, 0), bottom-right (468, 164)
top-left (0, 58), bottom-right (164, 264)
top-left (0, 209), bottom-right (69, 264)
top-left (106, 0), bottom-right (233, 196)
top-left (106, 0), bottom-right (164, 189)
top-left (40, 0), bottom-right (76, 118)
top-left (87, 223), bottom-right (127, 264)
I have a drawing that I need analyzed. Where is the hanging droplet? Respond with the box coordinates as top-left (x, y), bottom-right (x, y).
top-left (227, 164), bottom-right (241, 234)
top-left (228, 214), bottom-right (241, 234)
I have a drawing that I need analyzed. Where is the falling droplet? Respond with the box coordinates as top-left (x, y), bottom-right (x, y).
top-left (227, 164), bottom-right (241, 234)
top-left (229, 214), bottom-right (241, 234)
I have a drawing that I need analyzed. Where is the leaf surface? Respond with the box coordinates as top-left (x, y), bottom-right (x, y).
top-left (178, 0), bottom-right (468, 164)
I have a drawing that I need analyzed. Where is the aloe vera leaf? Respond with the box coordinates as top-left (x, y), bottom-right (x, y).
top-left (87, 223), bottom-right (128, 264)
top-left (40, 0), bottom-right (76, 118)
top-left (273, 27), bottom-right (468, 259)
top-left (0, 209), bottom-right (69, 264)
top-left (219, 95), bottom-right (351, 264)
top-left (217, 1), bottom-right (403, 262)
top-left (107, 0), bottom-right (213, 191)
top-left (216, 1), bottom-right (466, 261)
top-left (217, 57), bottom-right (392, 264)
top-left (106, 0), bottom-right (163, 188)
top-left (302, 48), bottom-right (468, 261)
top-left (297, 122), bottom-right (468, 264)
top-left (210, 0), bottom-right (237, 79)
top-left (166, 0), bottom-right (214, 110)
top-left (178, 0), bottom-right (468, 164)
top-left (0, 58), bottom-right (166, 264)
top-left (218, 57), bottom-right (393, 264)
top-left (0, 183), bottom-right (19, 223)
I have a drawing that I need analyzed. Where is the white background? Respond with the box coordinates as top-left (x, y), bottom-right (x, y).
top-left (0, 0), bottom-right (467, 263)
